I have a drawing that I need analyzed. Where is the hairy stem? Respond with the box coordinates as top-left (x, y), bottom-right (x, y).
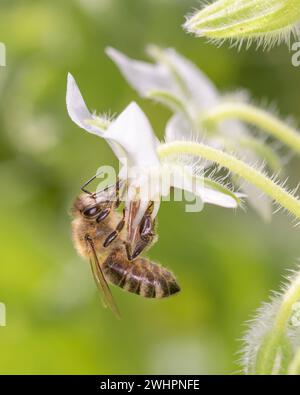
top-left (158, 142), bottom-right (300, 219)
top-left (202, 102), bottom-right (300, 154)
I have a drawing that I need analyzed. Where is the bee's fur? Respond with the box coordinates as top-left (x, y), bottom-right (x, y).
top-left (72, 193), bottom-right (180, 299)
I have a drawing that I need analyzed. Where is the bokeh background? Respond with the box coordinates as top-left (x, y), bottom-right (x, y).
top-left (0, 0), bottom-right (300, 374)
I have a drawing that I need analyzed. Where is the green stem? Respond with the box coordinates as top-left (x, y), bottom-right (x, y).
top-left (158, 141), bottom-right (300, 219)
top-left (288, 348), bottom-right (300, 375)
top-left (202, 102), bottom-right (300, 155)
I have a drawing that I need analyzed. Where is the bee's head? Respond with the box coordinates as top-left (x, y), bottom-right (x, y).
top-left (72, 193), bottom-right (95, 212)
top-left (72, 193), bottom-right (111, 221)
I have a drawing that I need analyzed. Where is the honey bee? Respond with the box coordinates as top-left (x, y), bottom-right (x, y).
top-left (71, 177), bottom-right (180, 318)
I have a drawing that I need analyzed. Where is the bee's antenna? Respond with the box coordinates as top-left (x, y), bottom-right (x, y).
top-left (81, 174), bottom-right (98, 195)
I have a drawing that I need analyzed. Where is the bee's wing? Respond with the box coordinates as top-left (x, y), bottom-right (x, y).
top-left (86, 238), bottom-right (121, 319)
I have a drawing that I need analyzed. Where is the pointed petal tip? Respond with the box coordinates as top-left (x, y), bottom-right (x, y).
top-left (203, 193), bottom-right (239, 209)
top-left (106, 46), bottom-right (123, 61)
top-left (120, 101), bottom-right (147, 120)
top-left (112, 101), bottom-right (145, 127)
top-left (66, 72), bottom-right (100, 135)
top-left (66, 72), bottom-right (79, 100)
top-left (66, 72), bottom-right (76, 89)
top-left (126, 101), bottom-right (140, 111)
top-left (105, 46), bottom-right (114, 56)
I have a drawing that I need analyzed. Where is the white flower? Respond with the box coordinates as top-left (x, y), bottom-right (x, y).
top-left (66, 73), bottom-right (159, 168)
top-left (106, 46), bottom-right (283, 221)
top-left (66, 73), bottom-right (242, 225)
top-left (106, 45), bottom-right (247, 139)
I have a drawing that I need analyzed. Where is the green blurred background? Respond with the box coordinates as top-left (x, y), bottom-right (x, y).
top-left (0, 0), bottom-right (300, 374)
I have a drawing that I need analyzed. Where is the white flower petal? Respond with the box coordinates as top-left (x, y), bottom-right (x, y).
top-left (199, 186), bottom-right (239, 208)
top-left (106, 47), bottom-right (176, 98)
top-left (160, 50), bottom-right (254, 142)
top-left (106, 47), bottom-right (274, 215)
top-left (162, 48), bottom-right (220, 111)
top-left (169, 165), bottom-right (239, 209)
top-left (107, 47), bottom-right (253, 141)
top-left (107, 46), bottom-right (221, 115)
top-left (67, 73), bottom-right (131, 163)
top-left (105, 102), bottom-right (160, 168)
top-left (165, 113), bottom-right (192, 142)
top-left (66, 75), bottom-right (160, 173)
top-left (66, 73), bottom-right (104, 135)
top-left (164, 50), bottom-right (256, 145)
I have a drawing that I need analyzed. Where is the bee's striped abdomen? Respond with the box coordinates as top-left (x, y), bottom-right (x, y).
top-left (102, 249), bottom-right (180, 298)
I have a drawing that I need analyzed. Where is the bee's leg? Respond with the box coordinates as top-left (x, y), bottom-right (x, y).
top-left (140, 215), bottom-right (155, 242)
top-left (94, 178), bottom-right (123, 227)
top-left (114, 179), bottom-right (121, 209)
top-left (125, 242), bottom-right (134, 261)
top-left (103, 209), bottom-right (126, 248)
top-left (125, 224), bottom-right (155, 261)
top-left (141, 202), bottom-right (155, 242)
top-left (124, 201), bottom-right (155, 261)
top-left (124, 241), bottom-right (148, 261)
top-left (127, 236), bottom-right (153, 261)
top-left (96, 205), bottom-right (112, 223)
top-left (130, 203), bottom-right (156, 259)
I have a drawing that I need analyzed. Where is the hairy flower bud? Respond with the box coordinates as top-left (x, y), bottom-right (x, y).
top-left (242, 267), bottom-right (300, 374)
top-left (184, 0), bottom-right (300, 49)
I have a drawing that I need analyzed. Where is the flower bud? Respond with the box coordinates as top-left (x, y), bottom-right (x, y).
top-left (184, 0), bottom-right (300, 49)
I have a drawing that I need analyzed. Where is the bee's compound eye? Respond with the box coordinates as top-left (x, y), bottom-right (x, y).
top-left (83, 206), bottom-right (99, 218)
